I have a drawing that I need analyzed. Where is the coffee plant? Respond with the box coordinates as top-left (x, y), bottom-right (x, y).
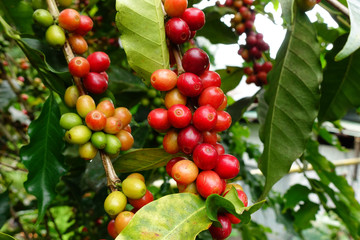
top-left (0, 0), bottom-right (360, 239)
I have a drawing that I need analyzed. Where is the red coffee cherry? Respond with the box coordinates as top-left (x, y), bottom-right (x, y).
top-left (58, 9), bottom-right (81, 32)
top-left (128, 189), bottom-right (154, 210)
top-left (68, 34), bottom-right (88, 55)
top-left (199, 70), bottom-right (221, 89)
top-left (177, 72), bottom-right (203, 97)
top-left (85, 110), bottom-right (107, 131)
top-left (150, 69), bottom-right (178, 91)
top-left (167, 104), bottom-right (192, 128)
top-left (213, 111), bottom-right (232, 132)
top-left (147, 108), bottom-right (171, 132)
top-left (171, 159), bottom-right (199, 185)
top-left (208, 214), bottom-right (232, 240)
top-left (164, 0), bottom-right (188, 17)
top-left (193, 143), bottom-right (218, 170)
top-left (87, 51), bottom-right (110, 73)
top-left (196, 170), bottom-right (223, 198)
top-left (166, 156), bottom-right (187, 176)
top-left (83, 72), bottom-right (108, 94)
top-left (165, 18), bottom-right (190, 44)
top-left (68, 57), bottom-right (90, 78)
top-left (177, 125), bottom-right (202, 154)
top-left (182, 48), bottom-right (209, 76)
top-left (75, 15), bottom-right (93, 35)
top-left (214, 154), bottom-right (240, 179)
top-left (214, 143), bottom-right (225, 155)
top-left (198, 86), bottom-right (225, 109)
top-left (192, 105), bottom-right (217, 132)
top-left (181, 8), bottom-right (205, 31)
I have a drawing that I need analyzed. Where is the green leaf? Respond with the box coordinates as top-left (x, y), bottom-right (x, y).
top-left (0, 0), bottom-right (34, 34)
top-left (335, 0), bottom-right (360, 61)
top-left (217, 67), bottom-right (244, 93)
top-left (0, 232), bottom-right (16, 240)
top-left (115, 0), bottom-right (169, 83)
top-left (113, 148), bottom-right (184, 173)
top-left (0, 191), bottom-right (10, 228)
top-left (228, 92), bottom-right (258, 125)
top-left (116, 193), bottom-right (212, 240)
top-left (282, 184), bottom-right (311, 212)
top-left (20, 92), bottom-right (66, 223)
top-left (279, 0), bottom-right (294, 25)
top-left (293, 201), bottom-right (319, 230)
top-left (206, 187), bottom-right (266, 225)
top-left (318, 35), bottom-right (360, 123)
top-left (0, 81), bottom-right (16, 110)
top-left (197, 6), bottom-right (238, 44)
top-left (258, 10), bottom-right (322, 199)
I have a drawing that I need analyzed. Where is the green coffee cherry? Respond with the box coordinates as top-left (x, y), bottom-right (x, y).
top-left (65, 125), bottom-right (92, 144)
top-left (122, 178), bottom-right (147, 199)
top-left (64, 86), bottom-right (80, 108)
top-left (104, 191), bottom-right (127, 217)
top-left (33, 9), bottom-right (54, 27)
top-left (91, 132), bottom-right (107, 149)
top-left (79, 142), bottom-right (98, 160)
top-left (104, 134), bottom-right (121, 155)
top-left (45, 25), bottom-right (66, 48)
top-left (60, 113), bottom-right (83, 130)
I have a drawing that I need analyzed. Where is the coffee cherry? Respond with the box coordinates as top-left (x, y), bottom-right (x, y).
top-left (224, 183), bottom-right (244, 193)
top-left (68, 34), bottom-right (88, 55)
top-left (91, 131), bottom-right (107, 149)
top-left (165, 18), bottom-right (190, 44)
top-left (83, 72), bottom-right (108, 94)
top-left (217, 95), bottom-right (227, 111)
top-left (177, 182), bottom-right (199, 194)
top-left (296, 0), bottom-right (317, 11)
top-left (147, 108), bottom-right (171, 132)
top-left (58, 9), bottom-right (81, 31)
top-left (164, 0), bottom-right (188, 17)
top-left (58, 0), bottom-right (72, 7)
top-left (76, 95), bottom-right (96, 118)
top-left (177, 125), bottom-right (202, 154)
top-left (166, 157), bottom-right (187, 176)
top-left (114, 211), bottom-right (134, 234)
top-left (113, 107), bottom-right (132, 126)
top-left (199, 71), bottom-right (221, 89)
top-left (122, 177), bottom-right (146, 199)
top-left (104, 117), bottom-right (122, 134)
top-left (150, 69), bottom-right (177, 91)
top-left (192, 105), bottom-right (217, 131)
top-left (214, 143), bottom-right (225, 155)
top-left (208, 214), bottom-right (232, 239)
top-left (167, 104), bottom-right (192, 128)
top-left (65, 125), bottom-right (92, 144)
top-left (202, 131), bottom-right (218, 145)
top-left (104, 191), bottom-right (127, 217)
top-left (181, 8), bottom-right (205, 31)
top-left (198, 87), bottom-right (224, 109)
top-left (214, 154), bottom-right (240, 179)
top-left (79, 141), bottom-right (98, 160)
top-left (64, 85), bottom-right (80, 108)
top-left (60, 112), bottom-right (82, 130)
top-left (196, 170), bottom-right (223, 198)
top-left (262, 61), bottom-right (273, 73)
top-left (176, 72), bottom-right (203, 97)
top-left (128, 189), bottom-right (154, 210)
top-left (163, 129), bottom-right (180, 154)
top-left (85, 110), bottom-right (106, 131)
top-left (104, 134), bottom-right (122, 155)
top-left (116, 130), bottom-right (134, 151)
top-left (213, 111), bottom-right (232, 132)
top-left (33, 9), bottom-right (53, 27)
top-left (107, 220), bottom-right (118, 239)
top-left (164, 88), bottom-right (187, 109)
top-left (87, 51), bottom-right (110, 73)
top-left (182, 48), bottom-right (209, 76)
top-left (68, 57), bottom-right (90, 77)
top-left (193, 143), bottom-right (218, 170)
top-left (171, 159), bottom-right (199, 185)
top-left (75, 15), bottom-right (93, 35)
top-left (45, 25), bottom-right (66, 48)
top-left (127, 173), bottom-right (145, 182)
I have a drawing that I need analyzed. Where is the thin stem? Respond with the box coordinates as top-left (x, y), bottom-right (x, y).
top-left (324, 0), bottom-right (349, 17)
top-left (0, 162), bottom-right (28, 172)
top-left (46, 0), bottom-right (86, 96)
top-left (171, 44), bottom-right (185, 75)
top-left (100, 151), bottom-right (121, 192)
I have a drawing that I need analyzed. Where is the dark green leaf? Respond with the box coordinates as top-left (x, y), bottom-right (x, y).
top-left (313, 22), bottom-right (341, 43)
top-left (116, 193), bottom-right (211, 240)
top-left (197, 6), bottom-right (238, 44)
top-left (293, 201), bottom-right (319, 230)
top-left (256, 89), bottom-right (268, 127)
top-left (228, 92), bottom-right (258, 125)
top-left (335, 0), bottom-right (360, 60)
top-left (258, 10), bottom-right (322, 199)
top-left (0, 191), bottom-right (10, 228)
top-left (20, 92), bottom-right (66, 223)
top-left (217, 67), bottom-right (244, 93)
top-left (0, 232), bottom-right (16, 240)
top-left (113, 148), bottom-right (184, 173)
top-left (0, 0), bottom-right (34, 34)
top-left (206, 187), bottom-right (265, 225)
top-left (0, 81), bottom-right (16, 110)
top-left (115, 0), bottom-right (169, 83)
top-left (318, 35), bottom-right (360, 123)
top-left (282, 184), bottom-right (311, 212)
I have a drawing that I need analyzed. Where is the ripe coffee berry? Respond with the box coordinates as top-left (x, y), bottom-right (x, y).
top-left (192, 105), bottom-right (217, 131)
top-left (215, 154), bottom-right (240, 179)
top-left (171, 159), bottom-right (199, 185)
top-left (163, 129), bottom-right (180, 154)
top-left (85, 110), bottom-right (106, 131)
top-left (58, 9), bottom-right (81, 32)
top-left (208, 214), bottom-right (232, 240)
top-left (202, 131), bottom-right (218, 145)
top-left (128, 189), bottom-right (154, 210)
top-left (167, 104), bottom-right (192, 128)
top-left (182, 48), bottom-right (209, 76)
top-left (165, 18), bottom-right (190, 44)
top-left (75, 15), bottom-right (93, 35)
top-left (97, 100), bottom-right (115, 118)
top-left (104, 117), bottom-right (123, 134)
top-left (196, 170), bottom-right (223, 198)
top-left (181, 8), bottom-right (205, 31)
top-left (193, 143), bottom-right (218, 170)
top-left (83, 72), bottom-right (108, 94)
top-left (87, 51), bottom-right (110, 73)
top-left (164, 0), bottom-right (188, 17)
top-left (213, 111), bottom-right (232, 132)
top-left (198, 87), bottom-right (225, 110)
top-left (177, 125), bottom-right (202, 154)
top-left (150, 69), bottom-right (178, 91)
top-left (166, 157), bottom-right (187, 176)
top-left (147, 108), bottom-right (171, 132)
top-left (68, 34), bottom-right (88, 55)
top-left (199, 71), bottom-right (221, 88)
top-left (68, 57), bottom-right (90, 77)
top-left (176, 72), bottom-right (203, 97)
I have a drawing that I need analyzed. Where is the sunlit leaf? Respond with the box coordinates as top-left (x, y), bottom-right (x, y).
top-left (217, 67), bottom-right (244, 93)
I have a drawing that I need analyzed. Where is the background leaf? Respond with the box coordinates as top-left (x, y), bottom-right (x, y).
top-left (279, 0), bottom-right (294, 25)
top-left (116, 193), bottom-right (211, 240)
top-left (113, 148), bottom-right (184, 173)
top-left (0, 81), bottom-right (16, 110)
top-left (282, 184), bottom-right (311, 212)
top-left (0, 0), bottom-right (34, 34)
top-left (258, 10), bottom-right (322, 199)
top-left (20, 92), bottom-right (66, 222)
top-left (0, 191), bottom-right (10, 228)
top-left (217, 66), bottom-right (243, 93)
top-left (0, 232), bottom-right (16, 240)
top-left (197, 6), bottom-right (238, 44)
top-left (115, 0), bottom-right (169, 83)
top-left (318, 35), bottom-right (360, 123)
top-left (228, 92), bottom-right (258, 126)
top-left (335, 0), bottom-right (360, 60)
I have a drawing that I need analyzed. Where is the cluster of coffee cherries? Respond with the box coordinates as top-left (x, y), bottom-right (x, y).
top-left (104, 173), bottom-right (154, 238)
top-left (220, 0), bottom-right (272, 86)
top-left (164, 0), bottom-right (205, 44)
top-left (60, 88), bottom-right (133, 159)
